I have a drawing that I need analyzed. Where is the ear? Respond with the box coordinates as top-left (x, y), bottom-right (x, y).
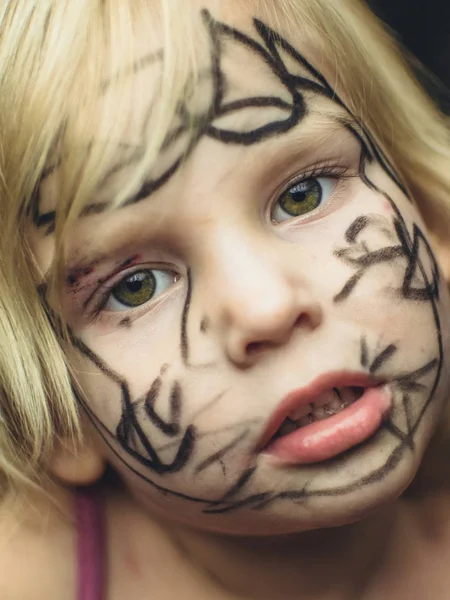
top-left (49, 426), bottom-right (106, 486)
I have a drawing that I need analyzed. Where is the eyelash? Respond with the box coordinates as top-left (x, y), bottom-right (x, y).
top-left (87, 268), bottom-right (178, 324)
top-left (272, 162), bottom-right (355, 219)
top-left (85, 163), bottom-right (355, 324)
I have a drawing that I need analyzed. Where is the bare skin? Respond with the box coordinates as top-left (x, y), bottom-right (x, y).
top-left (2, 444), bottom-right (450, 600)
top-left (7, 1), bottom-right (450, 599)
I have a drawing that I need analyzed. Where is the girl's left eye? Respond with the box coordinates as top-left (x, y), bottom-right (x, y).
top-left (272, 177), bottom-right (337, 223)
top-left (103, 269), bottom-right (176, 312)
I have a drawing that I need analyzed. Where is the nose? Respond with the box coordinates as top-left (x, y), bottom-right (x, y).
top-left (206, 235), bottom-right (323, 367)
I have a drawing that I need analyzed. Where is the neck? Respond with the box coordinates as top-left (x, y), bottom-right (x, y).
top-left (170, 505), bottom-right (400, 600)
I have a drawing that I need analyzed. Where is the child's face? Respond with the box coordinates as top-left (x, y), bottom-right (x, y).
top-left (32, 3), bottom-right (450, 534)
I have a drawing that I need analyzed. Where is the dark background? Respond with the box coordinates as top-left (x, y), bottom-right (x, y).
top-left (367, 0), bottom-right (450, 113)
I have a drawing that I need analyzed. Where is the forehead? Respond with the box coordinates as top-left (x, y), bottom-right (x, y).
top-left (80, 1), bottom-right (329, 155)
top-left (33, 0), bottom-right (346, 245)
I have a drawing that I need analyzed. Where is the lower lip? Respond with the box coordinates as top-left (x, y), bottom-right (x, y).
top-left (263, 385), bottom-right (392, 465)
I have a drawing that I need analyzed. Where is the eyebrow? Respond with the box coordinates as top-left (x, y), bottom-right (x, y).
top-left (31, 141), bottom-right (146, 235)
top-left (34, 108), bottom-right (366, 245)
top-left (59, 116), bottom-right (365, 281)
top-left (33, 10), bottom-right (343, 234)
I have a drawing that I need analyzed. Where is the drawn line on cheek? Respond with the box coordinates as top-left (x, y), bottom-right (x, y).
top-left (71, 336), bottom-right (125, 386)
top-left (402, 394), bottom-right (415, 445)
top-left (160, 363), bottom-right (170, 376)
top-left (334, 272), bottom-right (364, 303)
top-left (181, 268), bottom-right (192, 364)
top-left (143, 380), bottom-right (182, 437)
top-left (72, 332), bottom-right (436, 509)
top-left (72, 336), bottom-right (193, 474)
top-left (369, 344), bottom-right (397, 374)
top-left (351, 146), bottom-right (444, 436)
top-left (400, 224), bottom-right (441, 302)
top-left (60, 30), bottom-right (441, 510)
top-left (155, 418), bottom-right (261, 453)
top-left (76, 391), bottom-right (211, 504)
top-left (74, 350), bottom-right (422, 515)
top-left (190, 390), bottom-right (228, 421)
top-left (346, 216), bottom-right (370, 244)
top-left (383, 420), bottom-right (410, 444)
top-left (195, 430), bottom-right (250, 475)
top-left (360, 336), bottom-right (369, 368)
top-left (116, 383), bottom-right (170, 468)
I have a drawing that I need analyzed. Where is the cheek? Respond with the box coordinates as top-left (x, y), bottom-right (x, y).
top-left (70, 353), bottom-right (123, 432)
top-left (336, 290), bottom-right (439, 367)
top-left (80, 314), bottom-right (181, 393)
top-left (305, 175), bottom-right (444, 359)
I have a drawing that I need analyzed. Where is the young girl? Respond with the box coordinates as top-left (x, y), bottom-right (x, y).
top-left (0, 0), bottom-right (450, 598)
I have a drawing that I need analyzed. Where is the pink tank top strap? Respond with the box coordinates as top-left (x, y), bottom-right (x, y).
top-left (75, 488), bottom-right (106, 600)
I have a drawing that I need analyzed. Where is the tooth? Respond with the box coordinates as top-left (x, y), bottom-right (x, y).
top-left (298, 415), bottom-right (312, 427)
top-left (290, 404), bottom-right (312, 420)
top-left (324, 397), bottom-right (343, 415)
top-left (313, 406), bottom-right (327, 420)
top-left (312, 390), bottom-right (336, 408)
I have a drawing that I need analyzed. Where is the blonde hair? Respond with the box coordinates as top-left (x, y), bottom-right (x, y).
top-left (0, 0), bottom-right (448, 496)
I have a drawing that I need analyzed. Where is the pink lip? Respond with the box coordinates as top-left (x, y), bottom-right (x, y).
top-left (257, 371), bottom-right (385, 453)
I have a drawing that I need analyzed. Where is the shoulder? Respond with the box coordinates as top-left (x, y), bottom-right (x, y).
top-left (0, 487), bottom-right (76, 600)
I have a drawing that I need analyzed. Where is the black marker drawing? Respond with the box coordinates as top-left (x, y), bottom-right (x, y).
top-left (32, 13), bottom-right (444, 515)
top-left (73, 337), bottom-right (196, 475)
top-left (31, 9), bottom-right (381, 232)
top-left (334, 212), bottom-right (440, 304)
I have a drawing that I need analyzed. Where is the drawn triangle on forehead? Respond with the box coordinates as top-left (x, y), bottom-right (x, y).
top-left (216, 26), bottom-right (295, 107)
top-left (204, 18), bottom-right (306, 142)
top-left (252, 19), bottom-right (331, 89)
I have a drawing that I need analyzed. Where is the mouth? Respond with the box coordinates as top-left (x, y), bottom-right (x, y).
top-left (258, 373), bottom-right (392, 465)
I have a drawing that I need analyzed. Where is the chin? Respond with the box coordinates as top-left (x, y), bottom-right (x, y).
top-left (197, 432), bottom-right (428, 537)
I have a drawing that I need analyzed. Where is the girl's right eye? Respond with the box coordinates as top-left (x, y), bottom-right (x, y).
top-left (103, 269), bottom-right (177, 312)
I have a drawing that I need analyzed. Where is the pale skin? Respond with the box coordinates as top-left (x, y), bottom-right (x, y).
top-left (4, 2), bottom-right (450, 599)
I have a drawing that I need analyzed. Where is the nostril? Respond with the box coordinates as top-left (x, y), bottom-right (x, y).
top-left (243, 312), bottom-right (317, 358)
top-left (245, 340), bottom-right (274, 356)
top-left (246, 341), bottom-right (262, 356)
top-left (296, 312), bottom-right (313, 327)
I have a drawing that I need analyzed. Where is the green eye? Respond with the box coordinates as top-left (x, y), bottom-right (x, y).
top-left (111, 271), bottom-right (156, 308)
top-left (279, 179), bottom-right (321, 217)
top-left (273, 177), bottom-right (335, 223)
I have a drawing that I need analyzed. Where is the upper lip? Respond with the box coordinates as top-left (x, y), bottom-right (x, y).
top-left (256, 371), bottom-right (383, 451)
